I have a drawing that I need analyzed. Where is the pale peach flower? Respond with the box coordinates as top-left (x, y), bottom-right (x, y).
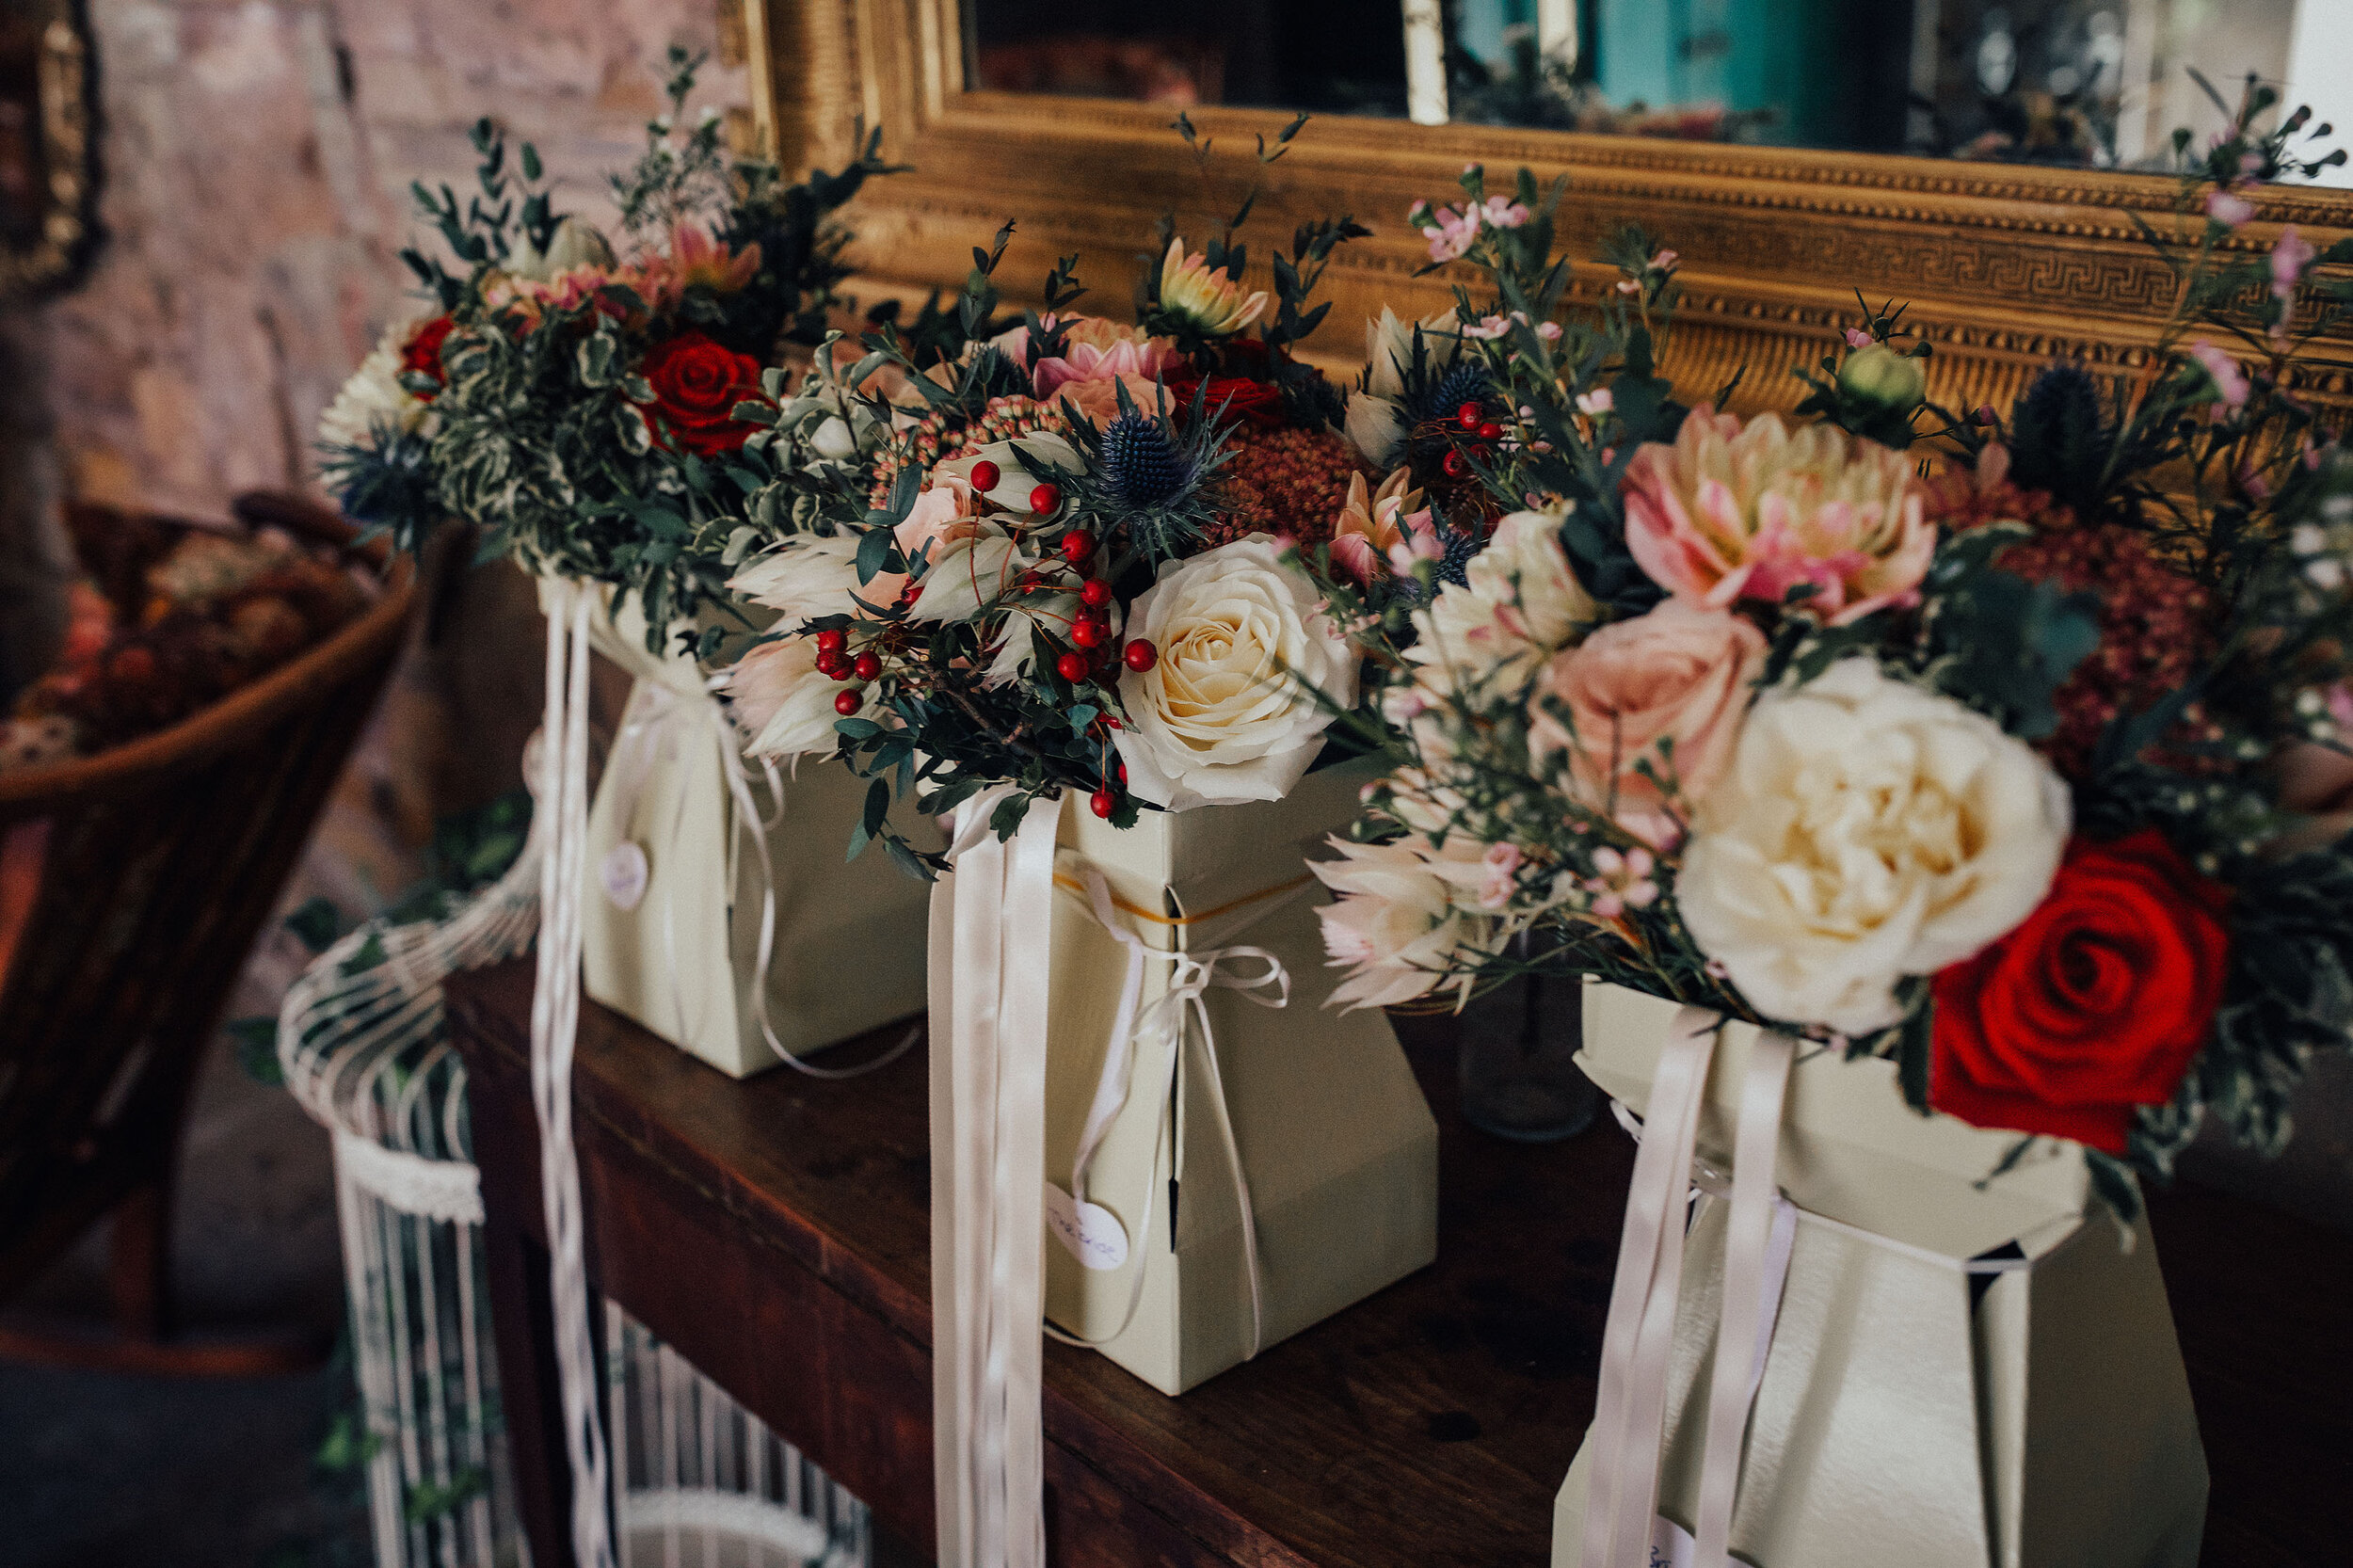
top-left (1329, 469), bottom-right (1435, 584)
top-left (1528, 601), bottom-right (1767, 847)
top-left (725, 635), bottom-right (869, 758)
top-left (994, 316), bottom-right (1183, 424)
top-left (1621, 405), bottom-right (1933, 625)
top-left (1312, 832), bottom-right (1493, 1010)
top-left (630, 223), bottom-right (762, 313)
top-left (485, 263), bottom-right (631, 326)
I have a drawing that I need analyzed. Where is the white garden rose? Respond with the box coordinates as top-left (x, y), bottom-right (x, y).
top-left (318, 322), bottom-right (429, 450)
top-left (1311, 832), bottom-right (1490, 1010)
top-left (1112, 535), bottom-right (1358, 809)
top-left (1677, 659), bottom-right (2071, 1035)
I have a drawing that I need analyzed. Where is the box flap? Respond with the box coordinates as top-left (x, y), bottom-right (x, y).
top-left (1579, 982), bottom-right (2089, 1259)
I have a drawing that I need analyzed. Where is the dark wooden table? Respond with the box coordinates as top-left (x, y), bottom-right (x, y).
top-left (447, 960), bottom-right (2353, 1568)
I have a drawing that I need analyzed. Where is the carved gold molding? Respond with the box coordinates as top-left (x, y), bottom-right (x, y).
top-left (0, 1), bottom-right (96, 300)
top-left (752, 0), bottom-right (2353, 421)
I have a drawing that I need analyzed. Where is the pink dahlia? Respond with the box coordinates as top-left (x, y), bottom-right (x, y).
top-left (994, 315), bottom-right (1183, 424)
top-left (1621, 405), bottom-right (1932, 624)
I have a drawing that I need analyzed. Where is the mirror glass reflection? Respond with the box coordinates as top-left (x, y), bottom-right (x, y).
top-left (968, 0), bottom-right (2353, 183)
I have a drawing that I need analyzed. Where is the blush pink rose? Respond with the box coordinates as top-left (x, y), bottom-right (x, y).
top-left (1528, 600), bottom-right (1768, 847)
top-left (1622, 405), bottom-right (1933, 625)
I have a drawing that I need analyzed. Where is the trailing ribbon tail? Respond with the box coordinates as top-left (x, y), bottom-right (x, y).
top-left (1578, 1011), bottom-right (1799, 1568)
top-left (1580, 1006), bottom-right (1716, 1568)
top-left (931, 787), bottom-right (1060, 1568)
top-left (528, 579), bottom-right (618, 1568)
top-left (1692, 1031), bottom-right (1796, 1567)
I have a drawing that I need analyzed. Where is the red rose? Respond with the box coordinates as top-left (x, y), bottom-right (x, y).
top-left (399, 315), bottom-right (456, 400)
top-left (640, 329), bottom-right (766, 456)
top-left (1929, 829), bottom-right (2232, 1154)
top-left (1167, 374), bottom-right (1287, 429)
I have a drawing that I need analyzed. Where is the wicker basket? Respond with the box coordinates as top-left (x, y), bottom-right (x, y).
top-left (0, 489), bottom-right (417, 1368)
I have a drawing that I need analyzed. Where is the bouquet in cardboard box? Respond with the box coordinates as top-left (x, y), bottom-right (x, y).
top-left (713, 136), bottom-right (1397, 842)
top-left (705, 130), bottom-right (1439, 1563)
top-left (316, 48), bottom-right (891, 645)
top-left (1314, 110), bottom-right (2353, 1207)
top-left (311, 56), bottom-right (941, 1083)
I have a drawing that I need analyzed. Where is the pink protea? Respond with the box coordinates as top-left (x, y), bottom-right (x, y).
top-left (631, 223), bottom-right (762, 313)
top-left (1620, 404), bottom-right (1932, 625)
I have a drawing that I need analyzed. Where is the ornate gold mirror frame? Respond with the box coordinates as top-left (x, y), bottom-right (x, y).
top-left (0, 0), bottom-right (93, 300)
top-left (749, 0), bottom-right (2353, 420)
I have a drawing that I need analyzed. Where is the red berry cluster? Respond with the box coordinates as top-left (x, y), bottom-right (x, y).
top-left (809, 627), bottom-right (874, 715)
top-left (1209, 425), bottom-right (1372, 548)
top-left (1438, 399), bottom-right (1505, 481)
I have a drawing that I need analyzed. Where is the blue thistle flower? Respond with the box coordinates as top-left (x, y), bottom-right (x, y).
top-left (1392, 524), bottom-right (1484, 606)
top-left (322, 424), bottom-right (440, 551)
top-left (2009, 363), bottom-right (2109, 513)
top-left (1437, 524), bottom-right (1480, 587)
top-left (1098, 412), bottom-right (1186, 506)
top-left (1415, 362), bottom-right (1492, 425)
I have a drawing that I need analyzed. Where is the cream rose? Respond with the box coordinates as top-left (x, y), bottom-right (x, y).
top-left (1528, 601), bottom-right (1766, 847)
top-left (1678, 659), bottom-right (2071, 1034)
top-left (1405, 511), bottom-right (1595, 693)
top-left (1112, 536), bottom-right (1359, 809)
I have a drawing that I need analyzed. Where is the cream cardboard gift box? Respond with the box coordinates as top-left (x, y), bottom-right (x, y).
top-left (1552, 982), bottom-right (2207, 1568)
top-left (568, 588), bottom-right (934, 1077)
top-left (1034, 758), bottom-right (1439, 1396)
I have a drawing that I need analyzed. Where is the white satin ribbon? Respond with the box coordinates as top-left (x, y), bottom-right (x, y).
top-left (529, 578), bottom-right (617, 1568)
top-left (1691, 1029), bottom-right (1794, 1566)
top-left (1584, 1017), bottom-right (2049, 1568)
top-left (1580, 1005), bottom-right (1717, 1568)
top-left (930, 785), bottom-right (1060, 1568)
top-left (1046, 867), bottom-right (1292, 1353)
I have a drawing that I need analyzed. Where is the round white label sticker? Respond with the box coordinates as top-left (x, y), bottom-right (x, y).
top-left (1044, 1182), bottom-right (1129, 1272)
top-left (600, 841), bottom-right (649, 911)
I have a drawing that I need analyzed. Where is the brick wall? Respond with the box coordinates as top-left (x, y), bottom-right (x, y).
top-left (0, 0), bottom-right (748, 808)
top-left (40, 0), bottom-right (744, 517)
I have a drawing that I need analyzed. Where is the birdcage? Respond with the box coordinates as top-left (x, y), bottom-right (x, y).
top-left (280, 805), bottom-right (868, 1568)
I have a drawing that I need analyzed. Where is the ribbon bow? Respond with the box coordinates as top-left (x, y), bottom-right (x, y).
top-left (1053, 866), bottom-right (1293, 1354)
